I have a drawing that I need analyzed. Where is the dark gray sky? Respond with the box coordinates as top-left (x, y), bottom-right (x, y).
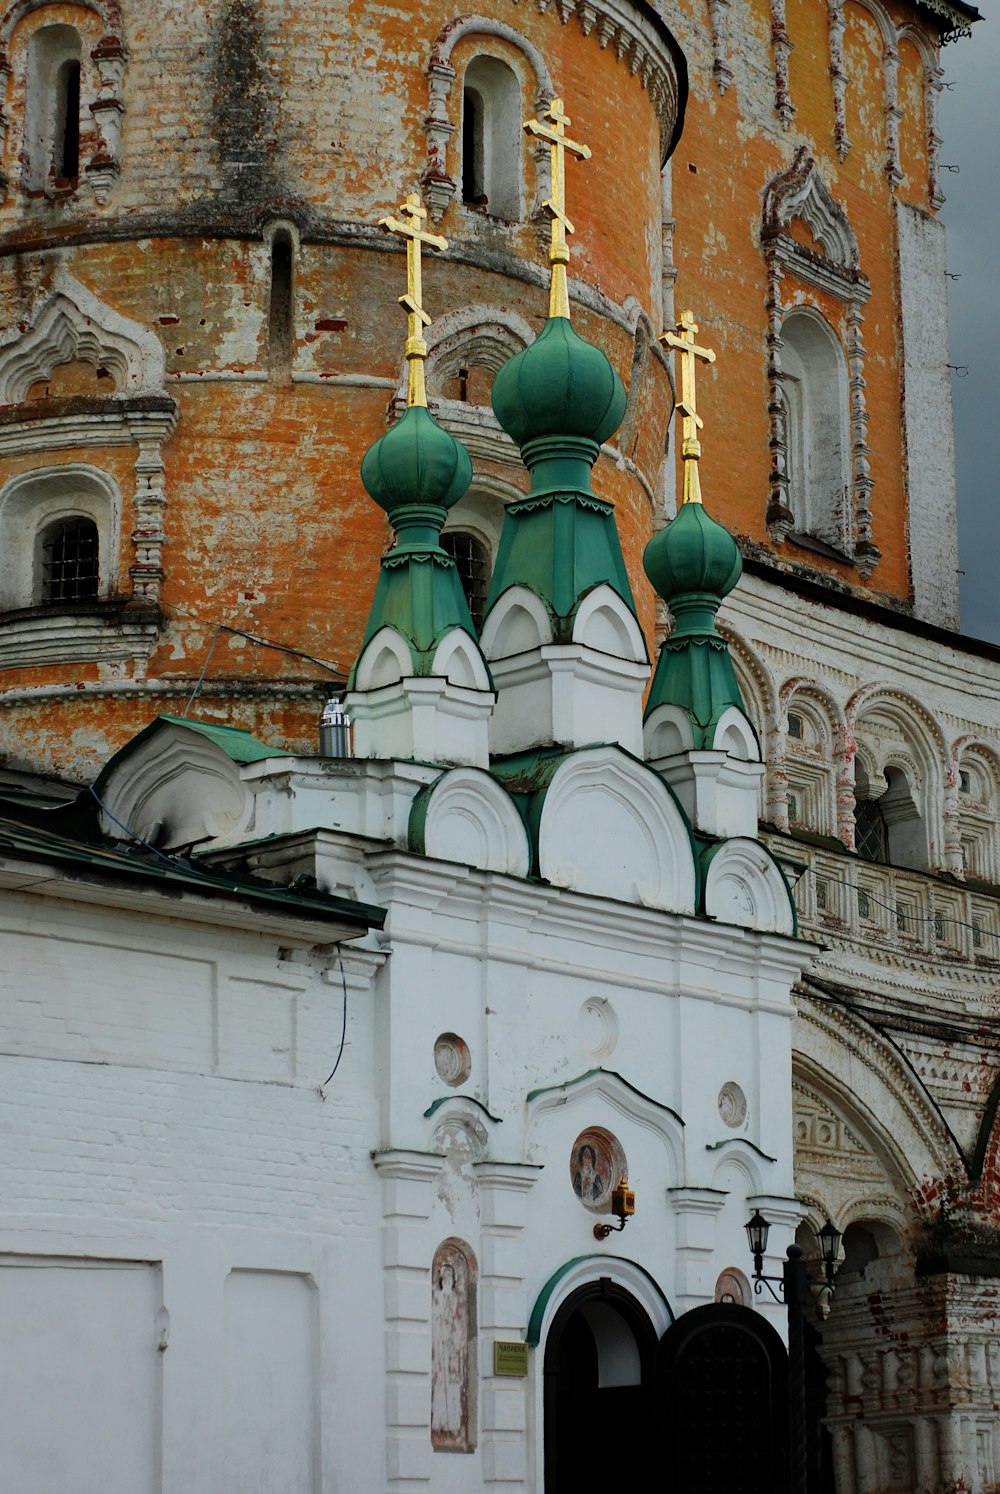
top-left (940, 10), bottom-right (999, 644)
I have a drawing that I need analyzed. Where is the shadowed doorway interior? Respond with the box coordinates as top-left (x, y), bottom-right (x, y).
top-left (543, 1279), bottom-right (657, 1492)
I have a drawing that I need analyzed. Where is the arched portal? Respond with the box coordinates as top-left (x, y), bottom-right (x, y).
top-left (543, 1278), bottom-right (657, 1492)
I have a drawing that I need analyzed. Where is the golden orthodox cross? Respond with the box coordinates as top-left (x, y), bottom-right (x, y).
top-left (379, 191), bottom-right (448, 407)
top-left (523, 97), bottom-right (591, 320)
top-left (660, 310), bottom-right (717, 505)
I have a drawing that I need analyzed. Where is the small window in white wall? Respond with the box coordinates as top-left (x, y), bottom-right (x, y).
top-left (24, 25), bottom-right (83, 193)
top-left (0, 466), bottom-right (119, 611)
top-left (780, 309), bottom-right (850, 553)
top-left (461, 57), bottom-right (521, 221)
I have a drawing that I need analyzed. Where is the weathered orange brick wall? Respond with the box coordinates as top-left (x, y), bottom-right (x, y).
top-left (0, 0), bottom-right (948, 780)
top-left (667, 0), bottom-right (942, 604)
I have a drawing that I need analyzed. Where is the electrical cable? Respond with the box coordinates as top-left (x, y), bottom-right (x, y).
top-left (319, 951), bottom-right (350, 1096)
top-left (176, 613), bottom-right (346, 718)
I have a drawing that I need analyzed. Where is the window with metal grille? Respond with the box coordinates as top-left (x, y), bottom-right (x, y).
top-left (40, 517), bottom-right (99, 603)
top-left (440, 531), bottom-right (490, 631)
top-left (854, 798), bottom-right (888, 864)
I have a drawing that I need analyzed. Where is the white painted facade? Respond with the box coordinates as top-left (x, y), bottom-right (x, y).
top-left (0, 687), bottom-right (810, 1489)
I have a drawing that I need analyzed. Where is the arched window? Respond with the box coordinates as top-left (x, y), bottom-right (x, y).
top-left (780, 309), bottom-right (851, 552)
top-left (441, 530), bottom-right (490, 631)
top-left (24, 25), bottom-right (83, 193)
top-left (0, 466), bottom-right (119, 613)
top-left (38, 515), bottom-right (99, 603)
top-left (461, 57), bottom-right (521, 220)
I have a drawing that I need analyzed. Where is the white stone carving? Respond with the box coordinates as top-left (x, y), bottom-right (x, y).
top-left (771, 0), bottom-right (795, 126)
top-left (762, 151), bottom-right (876, 569)
top-left (708, 0), bottom-right (733, 93)
top-left (97, 719), bottom-right (254, 849)
top-left (421, 5), bottom-right (681, 222)
top-left (0, 275), bottom-right (165, 401)
top-left (422, 17), bottom-right (554, 222)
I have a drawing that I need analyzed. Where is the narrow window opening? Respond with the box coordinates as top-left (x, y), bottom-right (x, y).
top-left (462, 90), bottom-right (485, 205)
top-left (787, 712), bottom-right (803, 739)
top-left (461, 57), bottom-right (521, 220)
top-left (441, 531), bottom-right (490, 631)
top-left (780, 309), bottom-right (850, 552)
top-left (268, 233), bottom-right (294, 376)
top-left (40, 517), bottom-right (99, 604)
top-left (55, 60), bottom-right (80, 182)
top-left (24, 25), bottom-right (82, 195)
top-left (457, 366), bottom-right (470, 402)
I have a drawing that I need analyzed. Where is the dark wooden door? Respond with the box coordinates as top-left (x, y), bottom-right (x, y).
top-left (655, 1302), bottom-right (789, 1494)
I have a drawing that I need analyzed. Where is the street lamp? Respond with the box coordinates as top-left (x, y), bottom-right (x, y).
top-left (745, 1212), bottom-right (842, 1494)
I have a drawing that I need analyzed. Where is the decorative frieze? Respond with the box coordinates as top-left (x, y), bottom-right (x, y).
top-left (86, 35), bottom-right (127, 205)
top-left (708, 0), bottom-right (734, 93)
top-left (771, 0), bottom-right (795, 127)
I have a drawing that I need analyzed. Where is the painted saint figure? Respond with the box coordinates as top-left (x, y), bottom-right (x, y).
top-left (573, 1143), bottom-right (605, 1202)
top-left (431, 1239), bottom-right (477, 1452)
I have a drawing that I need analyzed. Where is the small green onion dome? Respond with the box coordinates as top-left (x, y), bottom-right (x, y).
top-left (492, 316), bottom-right (626, 449)
top-left (361, 404), bottom-right (473, 515)
top-left (643, 500), bottom-right (742, 602)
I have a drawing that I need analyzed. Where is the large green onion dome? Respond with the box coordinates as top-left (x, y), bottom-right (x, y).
top-left (491, 316), bottom-right (626, 450)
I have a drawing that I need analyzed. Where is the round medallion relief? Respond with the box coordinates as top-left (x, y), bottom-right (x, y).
top-left (718, 1081), bottom-right (748, 1129)
top-left (577, 996), bottom-right (619, 1060)
top-left (434, 1032), bottom-right (471, 1088)
top-left (569, 1126), bottom-right (628, 1214)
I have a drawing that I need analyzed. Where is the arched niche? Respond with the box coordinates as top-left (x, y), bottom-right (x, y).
top-left (461, 54), bottom-right (521, 219)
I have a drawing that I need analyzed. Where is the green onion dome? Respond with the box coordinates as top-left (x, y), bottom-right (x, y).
top-left (492, 316), bottom-right (626, 450)
top-left (361, 404), bottom-right (473, 516)
top-left (643, 501), bottom-right (742, 605)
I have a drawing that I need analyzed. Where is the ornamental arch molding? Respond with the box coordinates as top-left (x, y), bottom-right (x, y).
top-left (422, 16), bottom-right (554, 222)
top-left (0, 273), bottom-right (165, 399)
top-left (895, 21), bottom-right (945, 207)
top-left (761, 149), bottom-right (876, 569)
top-left (0, 276), bottom-right (175, 633)
top-left (718, 622), bottom-right (780, 825)
top-left (0, 0), bottom-right (124, 45)
top-left (794, 994), bottom-right (960, 1201)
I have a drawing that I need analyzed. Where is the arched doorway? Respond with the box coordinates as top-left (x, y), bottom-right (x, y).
top-left (656, 1302), bottom-right (789, 1494)
top-left (543, 1277), bottom-right (657, 1493)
